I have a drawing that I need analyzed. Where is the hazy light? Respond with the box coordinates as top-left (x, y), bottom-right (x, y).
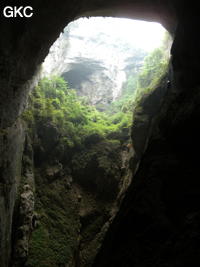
top-left (43, 17), bottom-right (168, 101)
top-left (70, 17), bottom-right (166, 51)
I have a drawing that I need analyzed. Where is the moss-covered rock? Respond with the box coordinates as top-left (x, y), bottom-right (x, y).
top-left (71, 140), bottom-right (122, 201)
top-left (23, 128), bottom-right (126, 267)
top-left (26, 173), bottom-right (81, 267)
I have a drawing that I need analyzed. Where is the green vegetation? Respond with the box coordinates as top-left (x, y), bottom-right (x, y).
top-left (24, 75), bottom-right (131, 267)
top-left (136, 48), bottom-right (168, 95)
top-left (23, 45), bottom-right (168, 152)
top-left (26, 172), bottom-right (80, 267)
top-left (24, 42), bottom-right (170, 267)
top-left (107, 46), bottom-right (168, 117)
top-left (23, 76), bottom-right (131, 150)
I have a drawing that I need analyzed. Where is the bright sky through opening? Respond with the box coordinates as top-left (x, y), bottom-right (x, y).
top-left (71, 17), bottom-right (166, 51)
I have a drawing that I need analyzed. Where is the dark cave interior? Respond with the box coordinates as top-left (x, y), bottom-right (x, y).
top-left (1, 1), bottom-right (200, 267)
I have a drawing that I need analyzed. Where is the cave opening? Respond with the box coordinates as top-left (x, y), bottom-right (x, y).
top-left (2, 2), bottom-right (200, 267)
top-left (13, 16), bottom-right (171, 267)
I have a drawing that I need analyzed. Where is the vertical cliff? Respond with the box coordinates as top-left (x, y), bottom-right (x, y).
top-left (93, 9), bottom-right (200, 266)
top-left (42, 18), bottom-right (151, 107)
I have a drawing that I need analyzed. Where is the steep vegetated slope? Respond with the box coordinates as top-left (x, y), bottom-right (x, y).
top-left (12, 42), bottom-right (169, 267)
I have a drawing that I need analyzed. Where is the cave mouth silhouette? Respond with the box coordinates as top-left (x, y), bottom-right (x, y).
top-left (0, 2), bottom-right (177, 266)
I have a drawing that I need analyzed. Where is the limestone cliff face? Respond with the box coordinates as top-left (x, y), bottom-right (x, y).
top-left (42, 18), bottom-right (146, 106)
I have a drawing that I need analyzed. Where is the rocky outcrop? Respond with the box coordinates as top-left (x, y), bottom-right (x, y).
top-left (11, 133), bottom-right (35, 267)
top-left (12, 185), bottom-right (35, 266)
top-left (62, 58), bottom-right (118, 107)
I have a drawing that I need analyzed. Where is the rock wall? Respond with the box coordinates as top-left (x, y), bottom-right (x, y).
top-left (93, 10), bottom-right (200, 266)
